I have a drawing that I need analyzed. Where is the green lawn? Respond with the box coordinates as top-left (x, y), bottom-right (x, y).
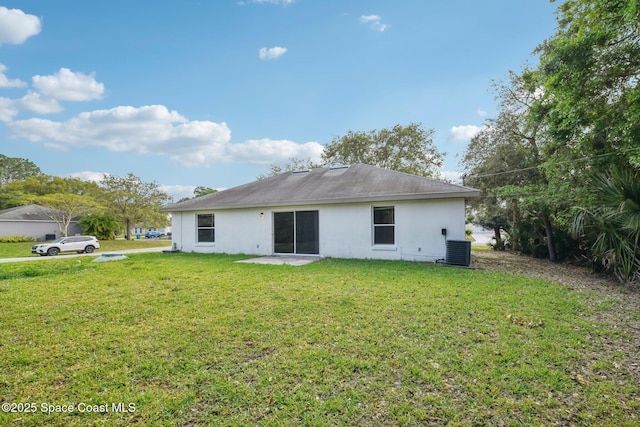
top-left (0, 239), bottom-right (171, 258)
top-left (0, 253), bottom-right (638, 426)
top-left (471, 244), bottom-right (491, 251)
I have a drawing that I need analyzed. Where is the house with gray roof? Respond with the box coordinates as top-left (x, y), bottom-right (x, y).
top-left (0, 204), bottom-right (82, 241)
top-left (162, 164), bottom-right (479, 261)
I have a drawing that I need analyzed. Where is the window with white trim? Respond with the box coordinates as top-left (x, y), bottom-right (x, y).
top-left (197, 213), bottom-right (215, 243)
top-left (373, 206), bottom-right (395, 245)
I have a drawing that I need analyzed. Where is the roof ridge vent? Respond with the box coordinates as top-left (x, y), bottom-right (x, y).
top-left (329, 165), bottom-right (350, 170)
top-left (292, 169), bottom-right (311, 174)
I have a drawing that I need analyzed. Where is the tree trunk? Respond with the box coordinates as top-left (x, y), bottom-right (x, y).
top-left (493, 227), bottom-right (503, 249)
top-left (541, 211), bottom-right (558, 262)
top-left (63, 218), bottom-right (71, 237)
top-left (511, 202), bottom-right (520, 251)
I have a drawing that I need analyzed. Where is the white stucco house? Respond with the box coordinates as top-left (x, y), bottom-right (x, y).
top-left (0, 204), bottom-right (82, 241)
top-left (162, 164), bottom-right (480, 262)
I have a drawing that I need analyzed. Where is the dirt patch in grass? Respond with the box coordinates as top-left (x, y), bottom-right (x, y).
top-left (472, 250), bottom-right (640, 395)
top-left (472, 250), bottom-right (621, 292)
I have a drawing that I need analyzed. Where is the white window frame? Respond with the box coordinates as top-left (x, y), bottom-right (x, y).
top-left (372, 206), bottom-right (395, 246)
top-left (196, 213), bottom-right (215, 244)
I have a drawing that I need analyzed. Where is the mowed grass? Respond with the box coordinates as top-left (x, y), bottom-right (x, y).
top-left (0, 254), bottom-right (638, 426)
top-left (0, 239), bottom-right (171, 258)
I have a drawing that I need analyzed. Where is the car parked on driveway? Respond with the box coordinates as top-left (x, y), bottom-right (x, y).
top-left (31, 236), bottom-right (100, 256)
top-left (145, 231), bottom-right (165, 238)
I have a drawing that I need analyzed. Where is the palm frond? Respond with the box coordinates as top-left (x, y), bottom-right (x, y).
top-left (575, 164), bottom-right (640, 284)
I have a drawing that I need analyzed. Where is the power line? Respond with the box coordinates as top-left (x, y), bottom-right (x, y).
top-left (475, 188), bottom-right (567, 200)
top-left (463, 146), bottom-right (640, 181)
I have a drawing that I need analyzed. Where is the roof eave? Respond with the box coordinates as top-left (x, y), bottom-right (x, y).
top-left (162, 191), bottom-right (480, 212)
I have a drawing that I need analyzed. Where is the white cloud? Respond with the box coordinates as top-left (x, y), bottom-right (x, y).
top-left (359, 14), bottom-right (388, 32)
top-left (440, 170), bottom-right (464, 184)
top-left (9, 105), bottom-right (228, 165)
top-left (68, 171), bottom-right (107, 183)
top-left (359, 14), bottom-right (381, 23)
top-left (450, 125), bottom-right (485, 141)
top-left (0, 7), bottom-right (41, 45)
top-left (227, 138), bottom-right (324, 165)
top-left (259, 46), bottom-right (288, 60)
top-left (477, 108), bottom-right (487, 117)
top-left (0, 64), bottom-right (26, 88)
top-left (32, 68), bottom-right (105, 101)
top-left (8, 104), bottom-right (324, 167)
top-left (18, 91), bottom-right (63, 114)
top-left (0, 68), bottom-right (103, 119)
top-left (160, 184), bottom-right (197, 201)
top-left (0, 97), bottom-right (19, 122)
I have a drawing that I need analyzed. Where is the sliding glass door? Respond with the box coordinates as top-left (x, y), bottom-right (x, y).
top-left (274, 212), bottom-right (295, 253)
top-left (273, 210), bottom-right (319, 255)
top-left (295, 210), bottom-right (319, 254)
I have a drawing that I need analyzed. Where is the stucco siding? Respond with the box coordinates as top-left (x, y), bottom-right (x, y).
top-left (217, 209), bottom-right (272, 255)
top-left (0, 221), bottom-right (82, 241)
top-left (170, 198), bottom-right (466, 261)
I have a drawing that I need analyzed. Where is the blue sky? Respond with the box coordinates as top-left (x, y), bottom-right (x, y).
top-left (0, 1), bottom-right (559, 200)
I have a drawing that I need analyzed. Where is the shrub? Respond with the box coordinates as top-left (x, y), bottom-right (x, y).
top-left (572, 165), bottom-right (640, 284)
top-left (0, 236), bottom-right (34, 243)
top-left (78, 213), bottom-right (121, 240)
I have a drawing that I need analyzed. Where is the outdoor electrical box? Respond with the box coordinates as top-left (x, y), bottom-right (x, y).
top-left (441, 228), bottom-right (447, 236)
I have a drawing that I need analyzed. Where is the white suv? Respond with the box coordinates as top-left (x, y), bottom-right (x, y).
top-left (32, 236), bottom-right (100, 256)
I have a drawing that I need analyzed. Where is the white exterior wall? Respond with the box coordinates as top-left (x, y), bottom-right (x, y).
top-left (0, 221), bottom-right (82, 241)
top-left (170, 198), bottom-right (467, 262)
top-left (171, 208), bottom-right (273, 255)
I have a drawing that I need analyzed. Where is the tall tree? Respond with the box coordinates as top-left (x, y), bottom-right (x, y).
top-left (0, 175), bottom-right (102, 210)
top-left (100, 173), bottom-right (172, 240)
top-left (525, 0), bottom-right (640, 264)
top-left (35, 193), bottom-right (99, 237)
top-left (322, 123), bottom-right (444, 178)
top-left (464, 0), bottom-right (640, 272)
top-left (0, 189), bottom-right (28, 210)
top-left (0, 154), bottom-right (42, 187)
top-left (177, 186), bottom-right (219, 203)
top-left (535, 0), bottom-right (640, 192)
top-left (193, 186), bottom-right (217, 198)
top-left (463, 125), bottom-right (529, 250)
top-left (462, 71), bottom-right (568, 260)
top-left (4, 175), bottom-right (101, 197)
top-left (257, 157), bottom-right (323, 180)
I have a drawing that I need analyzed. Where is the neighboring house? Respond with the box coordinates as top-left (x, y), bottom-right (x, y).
top-left (0, 204), bottom-right (82, 241)
top-left (132, 226), bottom-right (172, 237)
top-left (162, 164), bottom-right (480, 262)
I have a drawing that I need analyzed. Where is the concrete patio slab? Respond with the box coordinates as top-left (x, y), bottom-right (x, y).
top-left (236, 256), bottom-right (320, 266)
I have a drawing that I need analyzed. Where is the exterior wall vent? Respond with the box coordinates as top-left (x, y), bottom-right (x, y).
top-left (445, 240), bottom-right (471, 267)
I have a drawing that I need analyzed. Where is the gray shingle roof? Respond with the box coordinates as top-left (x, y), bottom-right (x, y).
top-left (163, 164), bottom-right (480, 212)
top-left (0, 204), bottom-right (56, 221)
